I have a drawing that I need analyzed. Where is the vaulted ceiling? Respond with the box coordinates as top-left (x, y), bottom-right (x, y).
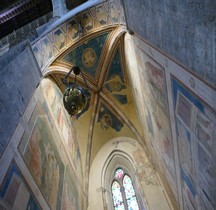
top-left (48, 26), bottom-right (142, 169)
top-left (0, 0), bottom-right (142, 175)
top-left (24, 0), bottom-right (143, 171)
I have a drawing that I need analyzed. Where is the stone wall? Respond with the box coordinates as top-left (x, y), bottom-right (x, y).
top-left (0, 42), bottom-right (41, 157)
top-left (123, 0), bottom-right (216, 86)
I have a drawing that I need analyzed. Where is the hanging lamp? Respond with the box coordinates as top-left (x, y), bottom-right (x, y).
top-left (62, 23), bottom-right (89, 116)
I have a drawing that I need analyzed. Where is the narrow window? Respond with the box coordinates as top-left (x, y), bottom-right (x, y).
top-left (111, 181), bottom-right (125, 210)
top-left (111, 168), bottom-right (139, 210)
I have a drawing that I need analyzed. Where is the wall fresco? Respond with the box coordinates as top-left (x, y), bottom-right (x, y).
top-left (54, 28), bottom-right (66, 51)
top-left (61, 168), bottom-right (80, 210)
top-left (82, 12), bottom-right (94, 32)
top-left (172, 78), bottom-right (216, 209)
top-left (67, 20), bottom-right (79, 41)
top-left (135, 49), bottom-right (177, 195)
top-left (21, 114), bottom-right (64, 210)
top-left (40, 79), bottom-right (82, 177)
top-left (17, 78), bottom-right (83, 209)
top-left (41, 36), bottom-right (54, 62)
top-left (0, 162), bottom-right (41, 210)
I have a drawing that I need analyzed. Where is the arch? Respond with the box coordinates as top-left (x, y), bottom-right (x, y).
top-left (103, 152), bottom-right (143, 210)
top-left (88, 137), bottom-right (148, 210)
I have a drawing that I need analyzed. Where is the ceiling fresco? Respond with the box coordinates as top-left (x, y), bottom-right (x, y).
top-left (91, 98), bottom-right (137, 164)
top-left (32, 0), bottom-right (125, 73)
top-left (49, 32), bottom-right (141, 141)
top-left (104, 49), bottom-right (128, 105)
top-left (60, 32), bottom-right (109, 78)
top-left (97, 102), bottom-right (124, 132)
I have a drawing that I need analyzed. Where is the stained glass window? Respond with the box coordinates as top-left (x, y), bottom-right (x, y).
top-left (123, 175), bottom-right (136, 199)
top-left (112, 181), bottom-right (125, 210)
top-left (123, 175), bottom-right (139, 210)
top-left (111, 168), bottom-right (140, 210)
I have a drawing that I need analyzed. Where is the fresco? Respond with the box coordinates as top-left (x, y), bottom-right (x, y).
top-left (135, 49), bottom-right (177, 195)
top-left (41, 79), bottom-right (74, 152)
top-left (31, 0), bottom-right (125, 73)
top-left (61, 32), bottom-right (109, 78)
top-left (110, 0), bottom-right (119, 23)
top-left (104, 50), bottom-right (128, 105)
top-left (97, 103), bottom-right (123, 132)
top-left (16, 79), bottom-right (83, 209)
top-left (41, 79), bottom-right (82, 179)
top-left (54, 28), bottom-right (66, 51)
top-left (177, 119), bottom-right (193, 182)
top-left (172, 78), bottom-right (216, 209)
top-left (96, 5), bottom-right (107, 25)
top-left (20, 114), bottom-right (64, 210)
top-left (41, 36), bottom-right (54, 61)
top-left (67, 20), bottom-right (79, 41)
top-left (61, 168), bottom-right (80, 210)
top-left (0, 161), bottom-right (41, 210)
top-left (32, 45), bottom-right (47, 70)
top-left (82, 12), bottom-right (94, 32)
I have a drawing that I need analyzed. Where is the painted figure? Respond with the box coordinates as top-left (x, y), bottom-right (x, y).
top-left (28, 125), bottom-right (42, 186)
top-left (68, 21), bottom-right (79, 39)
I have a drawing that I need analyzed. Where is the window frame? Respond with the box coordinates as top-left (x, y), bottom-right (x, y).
top-left (111, 167), bottom-right (140, 210)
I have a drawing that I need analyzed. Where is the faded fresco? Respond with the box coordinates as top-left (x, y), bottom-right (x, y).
top-left (97, 103), bottom-right (124, 132)
top-left (172, 78), bottom-right (216, 209)
top-left (0, 162), bottom-right (41, 210)
top-left (61, 168), bottom-right (80, 210)
top-left (104, 49), bottom-right (128, 105)
top-left (54, 28), bottom-right (66, 51)
top-left (32, 45), bottom-right (47, 70)
top-left (41, 37), bottom-right (54, 61)
top-left (40, 79), bottom-right (82, 177)
top-left (82, 12), bottom-right (94, 32)
top-left (21, 114), bottom-right (64, 210)
top-left (67, 20), bottom-right (79, 41)
top-left (135, 49), bottom-right (177, 195)
top-left (96, 5), bottom-right (107, 25)
top-left (110, 0), bottom-right (119, 23)
top-left (18, 79), bottom-right (83, 209)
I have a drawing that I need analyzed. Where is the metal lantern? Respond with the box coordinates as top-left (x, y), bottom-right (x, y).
top-left (63, 85), bottom-right (87, 115)
top-left (62, 66), bottom-right (89, 116)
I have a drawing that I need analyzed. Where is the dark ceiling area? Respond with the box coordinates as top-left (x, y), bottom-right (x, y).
top-left (0, 0), bottom-right (89, 40)
top-left (66, 0), bottom-right (88, 10)
top-left (0, 0), bottom-right (53, 39)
